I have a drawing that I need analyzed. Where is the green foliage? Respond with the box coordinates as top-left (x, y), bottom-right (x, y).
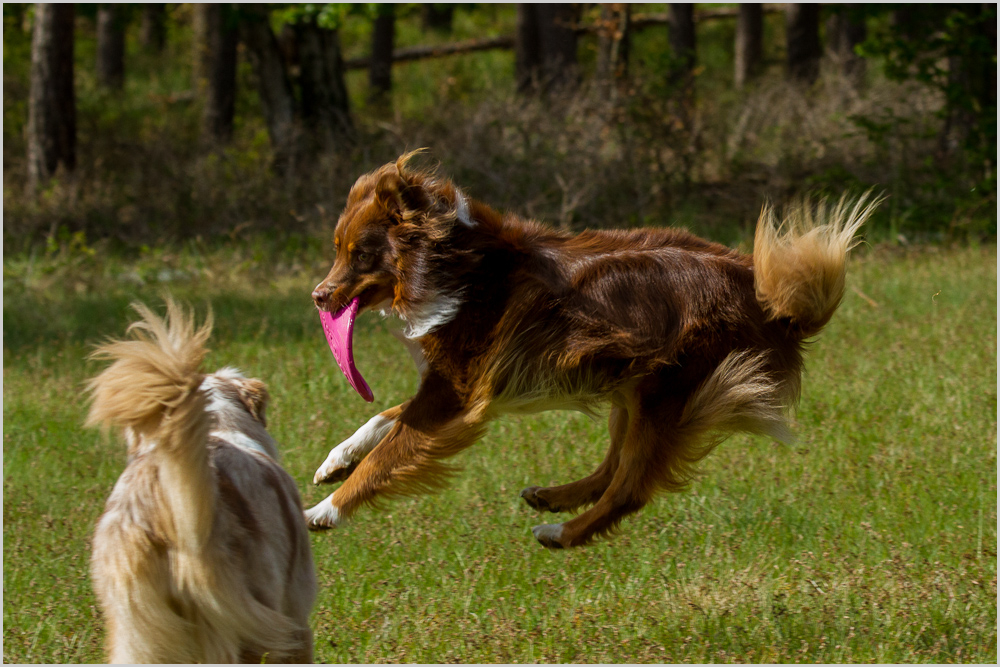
top-left (859, 5), bottom-right (997, 190)
top-left (2, 9), bottom-right (32, 154)
top-left (271, 2), bottom-right (383, 30)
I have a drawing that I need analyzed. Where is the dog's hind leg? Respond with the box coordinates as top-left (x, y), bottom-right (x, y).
top-left (313, 401), bottom-right (410, 485)
top-left (531, 389), bottom-right (692, 549)
top-left (520, 404), bottom-right (628, 514)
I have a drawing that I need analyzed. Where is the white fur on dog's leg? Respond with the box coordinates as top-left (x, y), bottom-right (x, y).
top-left (304, 496), bottom-right (341, 530)
top-left (314, 413), bottom-right (396, 484)
top-left (313, 449), bottom-right (350, 485)
top-left (532, 523), bottom-right (565, 549)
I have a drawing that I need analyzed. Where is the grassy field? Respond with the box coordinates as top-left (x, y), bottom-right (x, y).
top-left (3, 242), bottom-right (996, 663)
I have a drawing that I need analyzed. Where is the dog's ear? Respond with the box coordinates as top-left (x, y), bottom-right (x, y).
top-left (375, 158), bottom-right (433, 221)
top-left (374, 168), bottom-right (406, 216)
top-left (235, 378), bottom-right (269, 427)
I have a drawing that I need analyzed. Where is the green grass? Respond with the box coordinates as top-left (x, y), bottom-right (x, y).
top-left (3, 243), bottom-right (996, 663)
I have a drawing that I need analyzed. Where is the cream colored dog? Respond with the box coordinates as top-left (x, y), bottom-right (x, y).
top-left (87, 300), bottom-right (316, 663)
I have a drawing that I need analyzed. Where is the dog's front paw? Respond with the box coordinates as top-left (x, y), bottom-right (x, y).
top-left (531, 523), bottom-right (566, 549)
top-left (313, 455), bottom-right (358, 485)
top-left (304, 497), bottom-right (341, 531)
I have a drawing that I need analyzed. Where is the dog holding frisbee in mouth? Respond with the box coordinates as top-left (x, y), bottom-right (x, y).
top-left (308, 151), bottom-right (876, 549)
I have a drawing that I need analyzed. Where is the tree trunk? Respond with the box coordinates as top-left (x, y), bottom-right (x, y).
top-left (295, 17), bottom-right (353, 152)
top-left (196, 4), bottom-right (237, 145)
top-left (667, 3), bottom-right (696, 85)
top-left (240, 7), bottom-right (299, 168)
top-left (826, 6), bottom-right (867, 83)
top-left (515, 4), bottom-right (542, 92)
top-left (596, 3), bottom-right (631, 82)
top-left (735, 3), bottom-right (762, 88)
top-left (27, 2), bottom-right (76, 192)
top-left (369, 6), bottom-right (395, 103)
top-left (192, 4), bottom-right (209, 88)
top-left (516, 4), bottom-right (578, 94)
top-left (421, 4), bottom-right (453, 33)
top-left (96, 4), bottom-right (125, 90)
top-left (786, 4), bottom-right (822, 84)
top-left (537, 4), bottom-right (578, 91)
top-left (140, 4), bottom-right (166, 53)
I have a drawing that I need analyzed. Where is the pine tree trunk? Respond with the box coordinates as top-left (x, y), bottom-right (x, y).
top-left (537, 4), bottom-right (578, 91)
top-left (96, 4), bottom-right (125, 90)
top-left (786, 4), bottom-right (822, 84)
top-left (735, 3), bottom-right (762, 89)
top-left (667, 3), bottom-right (696, 85)
top-left (516, 4), bottom-right (578, 94)
top-left (369, 6), bottom-right (395, 103)
top-left (27, 2), bottom-right (76, 192)
top-left (421, 5), bottom-right (454, 33)
top-left (240, 6), bottom-right (299, 168)
top-left (295, 18), bottom-right (353, 152)
top-left (515, 4), bottom-right (542, 92)
top-left (140, 4), bottom-right (166, 53)
top-left (196, 4), bottom-right (237, 145)
top-left (826, 6), bottom-right (867, 83)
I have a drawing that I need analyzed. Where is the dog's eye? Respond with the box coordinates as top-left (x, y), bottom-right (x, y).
top-left (356, 252), bottom-right (373, 264)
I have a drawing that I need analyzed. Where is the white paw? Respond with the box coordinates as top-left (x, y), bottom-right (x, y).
top-left (531, 523), bottom-right (565, 548)
top-left (313, 450), bottom-right (350, 485)
top-left (314, 414), bottom-right (396, 484)
top-left (304, 496), bottom-right (341, 531)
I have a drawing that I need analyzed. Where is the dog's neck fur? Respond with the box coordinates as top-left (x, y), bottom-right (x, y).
top-left (377, 162), bottom-right (567, 344)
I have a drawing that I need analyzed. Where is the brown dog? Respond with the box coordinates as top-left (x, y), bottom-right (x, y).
top-left (87, 300), bottom-right (316, 662)
top-left (307, 151), bottom-right (877, 548)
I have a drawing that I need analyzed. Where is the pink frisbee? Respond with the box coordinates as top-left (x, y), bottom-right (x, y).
top-left (319, 298), bottom-right (374, 403)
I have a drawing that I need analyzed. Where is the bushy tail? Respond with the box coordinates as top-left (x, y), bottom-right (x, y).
top-left (657, 351), bottom-right (793, 492)
top-left (86, 299), bottom-right (214, 553)
top-left (754, 192), bottom-right (881, 338)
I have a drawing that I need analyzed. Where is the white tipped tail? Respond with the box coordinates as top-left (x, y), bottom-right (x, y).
top-left (87, 299), bottom-right (214, 553)
top-left (754, 192), bottom-right (881, 338)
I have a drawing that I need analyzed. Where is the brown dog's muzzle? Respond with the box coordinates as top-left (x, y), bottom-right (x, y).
top-left (312, 282), bottom-right (334, 311)
top-left (313, 280), bottom-right (344, 313)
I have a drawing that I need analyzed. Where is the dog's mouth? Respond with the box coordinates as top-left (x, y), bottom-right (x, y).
top-left (319, 297), bottom-right (374, 403)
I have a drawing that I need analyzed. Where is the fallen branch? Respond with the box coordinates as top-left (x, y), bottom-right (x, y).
top-left (345, 35), bottom-right (514, 70)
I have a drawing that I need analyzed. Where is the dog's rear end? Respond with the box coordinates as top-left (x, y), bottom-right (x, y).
top-left (87, 300), bottom-right (315, 663)
top-left (526, 193), bottom-right (879, 547)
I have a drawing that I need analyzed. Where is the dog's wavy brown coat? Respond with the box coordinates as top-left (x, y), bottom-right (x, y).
top-left (87, 300), bottom-right (316, 663)
top-left (309, 151), bottom-right (878, 548)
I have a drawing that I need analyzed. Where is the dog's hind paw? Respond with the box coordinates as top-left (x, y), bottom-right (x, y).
top-left (520, 486), bottom-right (561, 512)
top-left (531, 523), bottom-right (566, 549)
top-left (304, 497), bottom-right (341, 531)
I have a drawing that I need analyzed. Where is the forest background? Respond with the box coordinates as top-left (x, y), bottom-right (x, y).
top-left (4, 2), bottom-right (997, 254)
